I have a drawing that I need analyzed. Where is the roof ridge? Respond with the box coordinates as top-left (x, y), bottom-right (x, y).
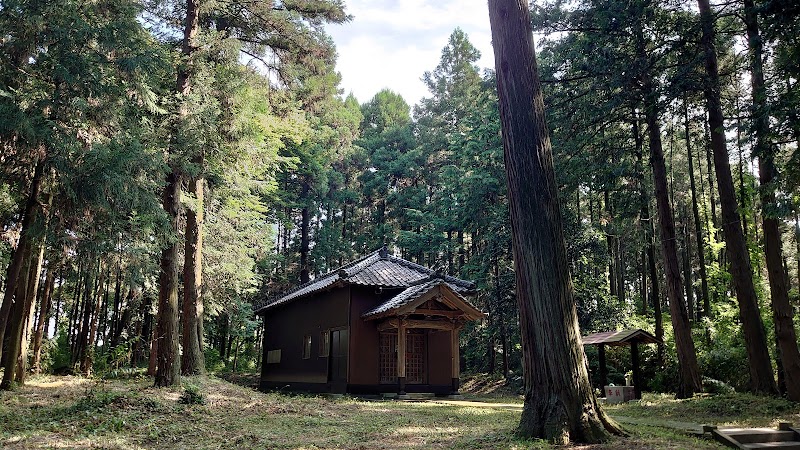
top-left (258, 249), bottom-right (382, 310)
top-left (256, 248), bottom-right (477, 314)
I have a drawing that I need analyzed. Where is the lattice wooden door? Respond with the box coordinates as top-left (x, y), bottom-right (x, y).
top-left (379, 333), bottom-right (397, 384)
top-left (406, 332), bottom-right (425, 384)
top-left (379, 331), bottom-right (426, 384)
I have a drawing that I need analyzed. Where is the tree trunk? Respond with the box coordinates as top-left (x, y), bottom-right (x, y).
top-left (0, 161), bottom-right (44, 366)
top-left (32, 262), bottom-right (56, 374)
top-left (634, 117), bottom-right (665, 364)
top-left (15, 243), bottom-right (45, 383)
top-left (697, 0), bottom-right (777, 395)
top-left (51, 266), bottom-right (64, 337)
top-left (742, 0), bottom-right (800, 401)
top-left (1, 244), bottom-right (33, 388)
top-left (684, 100), bottom-right (711, 318)
top-left (155, 0), bottom-right (202, 387)
top-left (98, 266), bottom-right (111, 354)
top-left (148, 324), bottom-right (158, 376)
top-left (182, 174), bottom-right (206, 375)
top-left (82, 264), bottom-right (105, 375)
top-left (155, 167), bottom-right (183, 387)
top-left (681, 206), bottom-right (695, 322)
top-left (109, 263), bottom-right (122, 349)
top-left (640, 48), bottom-right (702, 397)
top-left (300, 182), bottom-right (311, 284)
top-left (67, 261), bottom-right (84, 350)
top-left (76, 261), bottom-right (99, 374)
top-left (488, 0), bottom-right (620, 442)
top-left (640, 250), bottom-right (648, 315)
top-left (133, 292), bottom-right (153, 366)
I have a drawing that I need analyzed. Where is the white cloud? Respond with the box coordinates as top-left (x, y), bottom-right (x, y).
top-left (326, 0), bottom-right (495, 107)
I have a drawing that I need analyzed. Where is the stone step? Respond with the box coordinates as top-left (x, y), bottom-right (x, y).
top-left (721, 429), bottom-right (796, 444)
top-left (397, 392), bottom-right (436, 400)
top-left (742, 442), bottom-right (800, 449)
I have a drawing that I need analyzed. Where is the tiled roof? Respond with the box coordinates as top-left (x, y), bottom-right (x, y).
top-left (361, 279), bottom-right (468, 318)
top-left (254, 248), bottom-right (476, 314)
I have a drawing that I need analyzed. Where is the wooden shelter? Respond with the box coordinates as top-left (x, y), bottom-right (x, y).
top-left (582, 329), bottom-right (661, 399)
top-left (255, 247), bottom-right (483, 396)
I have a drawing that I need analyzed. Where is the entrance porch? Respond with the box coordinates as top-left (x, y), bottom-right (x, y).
top-left (361, 278), bottom-right (484, 396)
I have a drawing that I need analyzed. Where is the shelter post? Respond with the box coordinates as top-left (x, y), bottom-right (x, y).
top-left (598, 343), bottom-right (607, 390)
top-left (398, 318), bottom-right (406, 395)
top-left (631, 342), bottom-right (641, 399)
top-left (451, 326), bottom-right (460, 394)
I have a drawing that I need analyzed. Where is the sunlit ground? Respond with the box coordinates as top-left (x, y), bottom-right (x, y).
top-left (2, 374), bottom-right (794, 449)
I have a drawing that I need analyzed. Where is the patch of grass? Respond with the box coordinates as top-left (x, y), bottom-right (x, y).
top-left (178, 383), bottom-right (205, 405)
top-left (606, 392), bottom-right (800, 428)
top-left (6, 375), bottom-right (790, 449)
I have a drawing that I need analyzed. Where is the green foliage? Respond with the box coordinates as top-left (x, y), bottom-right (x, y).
top-left (179, 383), bottom-right (206, 405)
top-left (47, 330), bottom-right (73, 374)
top-left (204, 348), bottom-right (226, 373)
top-left (71, 387), bottom-right (125, 413)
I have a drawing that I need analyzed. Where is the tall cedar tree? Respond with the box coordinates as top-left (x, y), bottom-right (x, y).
top-left (633, 5), bottom-right (702, 399)
top-left (742, 0), bottom-right (800, 400)
top-left (487, 0), bottom-right (621, 442)
top-left (155, 0), bottom-right (199, 387)
top-left (696, 0), bottom-right (777, 395)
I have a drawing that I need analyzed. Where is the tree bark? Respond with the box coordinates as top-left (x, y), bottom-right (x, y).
top-left (635, 115), bottom-right (665, 365)
top-left (182, 174), bottom-right (206, 375)
top-left (155, 168), bottom-right (182, 386)
top-left (684, 100), bottom-right (711, 318)
top-left (82, 264), bottom-right (105, 375)
top-left (488, 0), bottom-right (620, 442)
top-left (155, 0), bottom-right (202, 387)
top-left (300, 181), bottom-right (311, 283)
top-left (742, 0), bottom-right (800, 401)
top-left (32, 262), bottom-right (56, 374)
top-left (15, 242), bottom-right (45, 383)
top-left (697, 0), bottom-right (777, 395)
top-left (1, 243), bottom-right (33, 388)
top-left (639, 35), bottom-right (702, 396)
top-left (0, 161), bottom-right (44, 366)
top-left (681, 206), bottom-right (695, 322)
top-left (76, 260), bottom-right (99, 374)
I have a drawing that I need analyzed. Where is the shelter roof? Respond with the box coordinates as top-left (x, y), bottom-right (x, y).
top-left (255, 247), bottom-right (476, 315)
top-left (582, 329), bottom-right (662, 346)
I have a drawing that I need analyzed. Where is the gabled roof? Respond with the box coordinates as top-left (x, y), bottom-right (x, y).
top-left (255, 247), bottom-right (476, 315)
top-left (361, 279), bottom-right (484, 321)
top-left (582, 329), bottom-right (661, 346)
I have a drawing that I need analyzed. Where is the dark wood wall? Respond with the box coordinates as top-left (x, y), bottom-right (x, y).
top-left (348, 285), bottom-right (391, 385)
top-left (261, 286), bottom-right (350, 384)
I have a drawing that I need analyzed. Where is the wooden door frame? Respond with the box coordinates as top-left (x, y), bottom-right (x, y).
top-left (378, 329), bottom-right (428, 385)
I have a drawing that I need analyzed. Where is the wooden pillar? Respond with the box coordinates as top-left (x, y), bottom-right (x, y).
top-left (451, 327), bottom-right (461, 394)
top-left (598, 344), bottom-right (607, 393)
top-left (397, 319), bottom-right (406, 395)
top-left (631, 342), bottom-right (642, 399)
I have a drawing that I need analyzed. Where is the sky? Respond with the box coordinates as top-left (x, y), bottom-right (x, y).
top-left (325, 0), bottom-right (496, 108)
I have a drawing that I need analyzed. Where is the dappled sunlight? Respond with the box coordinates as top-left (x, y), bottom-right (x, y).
top-left (393, 425), bottom-right (460, 436)
top-left (1, 375), bottom-right (746, 449)
top-left (432, 399), bottom-right (523, 411)
top-left (3, 432), bottom-right (144, 450)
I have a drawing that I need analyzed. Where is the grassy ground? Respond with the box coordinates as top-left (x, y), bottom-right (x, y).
top-left (0, 374), bottom-right (796, 449)
top-left (606, 391), bottom-right (800, 428)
